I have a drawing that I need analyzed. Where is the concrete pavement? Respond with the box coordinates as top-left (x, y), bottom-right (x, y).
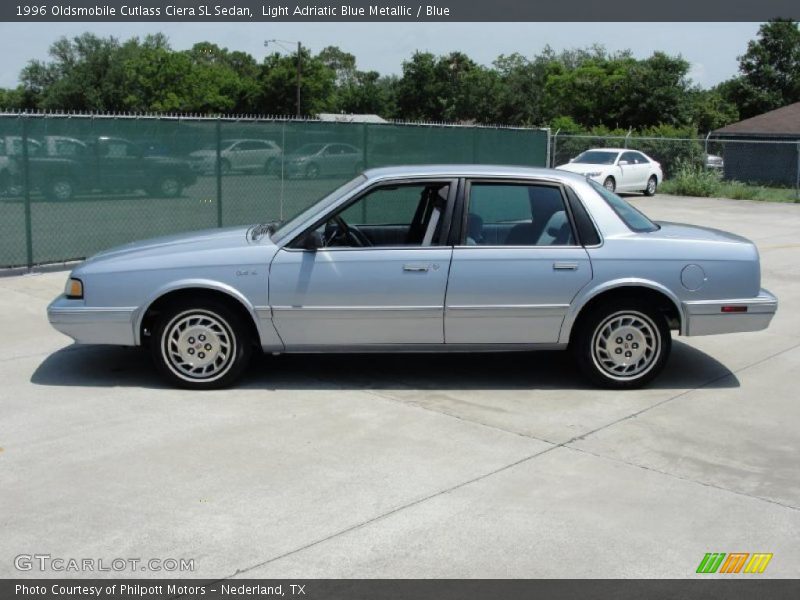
top-left (1, 194), bottom-right (798, 579)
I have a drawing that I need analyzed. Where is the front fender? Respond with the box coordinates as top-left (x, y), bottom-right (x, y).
top-left (558, 278), bottom-right (685, 344)
top-left (132, 278), bottom-right (263, 346)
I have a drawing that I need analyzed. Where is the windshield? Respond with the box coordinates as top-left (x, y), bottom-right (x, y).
top-left (290, 143), bottom-right (325, 156)
top-left (589, 179), bottom-right (659, 233)
top-left (574, 150), bottom-right (619, 165)
top-left (270, 175), bottom-right (367, 243)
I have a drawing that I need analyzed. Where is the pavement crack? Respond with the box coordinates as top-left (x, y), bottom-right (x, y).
top-left (362, 387), bottom-right (560, 446)
top-left (221, 443), bottom-right (562, 579)
top-left (567, 340), bottom-right (800, 445)
top-left (563, 444), bottom-right (800, 512)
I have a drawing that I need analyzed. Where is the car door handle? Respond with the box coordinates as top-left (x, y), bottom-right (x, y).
top-left (553, 262), bottom-right (579, 271)
top-left (403, 264), bottom-right (430, 272)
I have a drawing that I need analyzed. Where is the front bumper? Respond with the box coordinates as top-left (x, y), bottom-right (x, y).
top-left (47, 296), bottom-right (137, 346)
top-left (682, 288), bottom-right (778, 336)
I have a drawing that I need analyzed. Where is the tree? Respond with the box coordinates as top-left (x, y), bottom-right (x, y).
top-left (721, 19), bottom-right (800, 119)
top-left (256, 48), bottom-right (335, 115)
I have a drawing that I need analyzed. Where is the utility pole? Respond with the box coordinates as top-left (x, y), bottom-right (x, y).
top-left (296, 41), bottom-right (302, 118)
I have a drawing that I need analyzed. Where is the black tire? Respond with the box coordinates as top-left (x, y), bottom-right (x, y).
top-left (150, 298), bottom-right (253, 390)
top-left (571, 298), bottom-right (671, 389)
top-left (0, 170), bottom-right (10, 195)
top-left (644, 175), bottom-right (657, 196)
top-left (45, 177), bottom-right (76, 202)
top-left (305, 163), bottom-right (320, 179)
top-left (151, 176), bottom-right (183, 198)
top-left (603, 176), bottom-right (616, 193)
top-left (220, 159), bottom-right (232, 175)
top-left (353, 161), bottom-right (364, 174)
top-left (264, 158), bottom-right (275, 174)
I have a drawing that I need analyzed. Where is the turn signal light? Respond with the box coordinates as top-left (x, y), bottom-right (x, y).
top-left (66, 278), bottom-right (83, 299)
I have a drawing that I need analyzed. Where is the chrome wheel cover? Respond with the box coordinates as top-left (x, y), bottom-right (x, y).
top-left (647, 178), bottom-right (657, 194)
top-left (53, 181), bottom-right (73, 200)
top-left (161, 310), bottom-right (236, 382)
top-left (591, 310), bottom-right (661, 381)
top-left (160, 178), bottom-right (180, 196)
top-left (604, 178), bottom-right (615, 192)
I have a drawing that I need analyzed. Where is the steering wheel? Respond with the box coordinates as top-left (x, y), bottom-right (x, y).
top-left (325, 216), bottom-right (371, 247)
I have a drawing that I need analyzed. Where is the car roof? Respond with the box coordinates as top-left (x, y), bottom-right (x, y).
top-left (580, 148), bottom-right (628, 152)
top-left (363, 164), bottom-right (589, 183)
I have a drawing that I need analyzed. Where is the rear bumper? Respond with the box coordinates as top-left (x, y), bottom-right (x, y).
top-left (682, 289), bottom-right (778, 336)
top-left (47, 296), bottom-right (137, 345)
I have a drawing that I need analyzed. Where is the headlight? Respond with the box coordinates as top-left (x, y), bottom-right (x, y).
top-left (586, 171), bottom-right (603, 177)
top-left (65, 278), bottom-right (83, 299)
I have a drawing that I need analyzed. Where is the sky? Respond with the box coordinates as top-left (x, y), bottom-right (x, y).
top-left (0, 21), bottom-right (761, 90)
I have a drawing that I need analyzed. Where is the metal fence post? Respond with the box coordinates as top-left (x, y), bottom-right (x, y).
top-left (551, 129), bottom-right (560, 168)
top-left (362, 123), bottom-right (369, 169)
top-left (21, 114), bottom-right (33, 268)
top-left (215, 117), bottom-right (223, 227)
top-left (796, 142), bottom-right (799, 203)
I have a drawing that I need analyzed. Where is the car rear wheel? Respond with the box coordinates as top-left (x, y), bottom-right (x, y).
top-left (151, 299), bottom-right (253, 389)
top-left (151, 176), bottom-right (182, 198)
top-left (572, 299), bottom-right (671, 389)
top-left (644, 175), bottom-right (657, 196)
top-left (603, 176), bottom-right (616, 193)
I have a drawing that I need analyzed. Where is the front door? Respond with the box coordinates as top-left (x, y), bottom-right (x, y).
top-left (445, 181), bottom-right (592, 344)
top-left (619, 151), bottom-right (649, 190)
top-left (270, 179), bottom-right (456, 347)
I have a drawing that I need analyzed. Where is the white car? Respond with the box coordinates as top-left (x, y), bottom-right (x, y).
top-left (189, 139), bottom-right (282, 174)
top-left (557, 148), bottom-right (662, 195)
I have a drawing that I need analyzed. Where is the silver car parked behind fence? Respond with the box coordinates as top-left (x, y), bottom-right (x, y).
top-left (48, 165), bottom-right (777, 389)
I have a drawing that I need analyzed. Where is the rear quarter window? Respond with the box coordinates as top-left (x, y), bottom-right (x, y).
top-left (589, 179), bottom-right (658, 233)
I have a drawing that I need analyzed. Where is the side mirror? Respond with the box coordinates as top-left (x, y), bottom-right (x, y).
top-left (618, 160), bottom-right (629, 166)
top-left (568, 158), bottom-right (575, 163)
top-left (302, 230), bottom-right (324, 251)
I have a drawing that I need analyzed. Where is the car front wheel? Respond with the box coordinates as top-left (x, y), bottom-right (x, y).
top-left (603, 176), bottom-right (616, 193)
top-left (572, 300), bottom-right (671, 389)
top-left (151, 299), bottom-right (253, 389)
top-left (45, 178), bottom-right (76, 202)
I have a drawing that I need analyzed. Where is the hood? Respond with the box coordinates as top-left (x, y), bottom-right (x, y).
top-left (556, 162), bottom-right (609, 174)
top-left (85, 226), bottom-right (266, 265)
top-left (650, 221), bottom-right (754, 245)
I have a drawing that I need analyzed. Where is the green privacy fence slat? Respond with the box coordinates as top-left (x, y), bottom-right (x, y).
top-left (0, 115), bottom-right (548, 268)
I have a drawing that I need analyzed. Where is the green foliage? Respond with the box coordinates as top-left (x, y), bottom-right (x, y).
top-left (659, 161), bottom-right (722, 197)
top-left (9, 24), bottom-right (793, 132)
top-left (719, 19), bottom-right (800, 119)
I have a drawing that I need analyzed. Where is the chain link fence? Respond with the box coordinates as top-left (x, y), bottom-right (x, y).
top-left (0, 113), bottom-right (548, 268)
top-left (550, 131), bottom-right (800, 200)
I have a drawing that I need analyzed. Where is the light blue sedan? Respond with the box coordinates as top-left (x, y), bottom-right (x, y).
top-left (48, 166), bottom-right (777, 389)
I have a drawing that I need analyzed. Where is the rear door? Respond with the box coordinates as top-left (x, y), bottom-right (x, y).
top-left (445, 180), bottom-right (592, 344)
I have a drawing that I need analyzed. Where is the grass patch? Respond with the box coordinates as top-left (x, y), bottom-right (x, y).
top-left (660, 162), bottom-right (799, 203)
